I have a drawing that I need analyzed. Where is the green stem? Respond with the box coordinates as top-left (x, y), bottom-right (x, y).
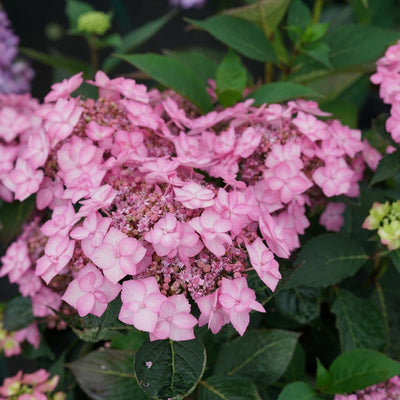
top-left (312, 0), bottom-right (324, 25)
top-left (87, 34), bottom-right (98, 74)
top-left (376, 281), bottom-right (390, 351)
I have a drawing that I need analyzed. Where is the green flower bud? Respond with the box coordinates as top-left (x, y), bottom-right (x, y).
top-left (362, 201), bottom-right (391, 230)
top-left (77, 11), bottom-right (111, 36)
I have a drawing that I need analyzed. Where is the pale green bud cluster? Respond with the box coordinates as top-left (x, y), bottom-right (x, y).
top-left (77, 11), bottom-right (111, 35)
top-left (363, 200), bottom-right (400, 250)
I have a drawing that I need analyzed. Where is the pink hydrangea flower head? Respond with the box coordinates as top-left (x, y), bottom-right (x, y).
top-left (119, 277), bottom-right (166, 332)
top-left (44, 72), bottom-right (83, 103)
top-left (0, 239), bottom-right (31, 283)
top-left (174, 182), bottom-right (215, 209)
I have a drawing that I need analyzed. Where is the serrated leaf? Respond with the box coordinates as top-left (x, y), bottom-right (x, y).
top-left (134, 338), bottom-right (206, 400)
top-left (214, 330), bottom-right (299, 384)
top-left (224, 0), bottom-right (291, 33)
top-left (187, 15), bottom-right (277, 63)
top-left (69, 348), bottom-right (146, 400)
top-left (164, 50), bottom-right (218, 84)
top-left (284, 234), bottom-right (368, 289)
top-left (20, 47), bottom-right (91, 77)
top-left (3, 296), bottom-right (34, 331)
top-left (278, 382), bottom-right (323, 400)
top-left (118, 54), bottom-right (212, 113)
top-left (246, 82), bottom-right (321, 105)
top-left (274, 287), bottom-right (322, 324)
top-left (102, 11), bottom-right (175, 73)
top-left (198, 375), bottom-right (261, 400)
top-left (0, 197), bottom-right (36, 249)
top-left (325, 349), bottom-right (400, 394)
top-left (371, 151), bottom-right (400, 185)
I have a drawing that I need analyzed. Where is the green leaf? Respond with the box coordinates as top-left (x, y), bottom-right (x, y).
top-left (68, 348), bottom-right (147, 400)
top-left (187, 15), bottom-right (277, 63)
top-left (287, 0), bottom-right (312, 30)
top-left (223, 0), bottom-right (291, 33)
top-left (216, 50), bottom-right (247, 107)
top-left (325, 349), bottom-right (400, 394)
top-left (65, 0), bottom-right (94, 33)
top-left (102, 11), bottom-right (175, 73)
top-left (284, 234), bottom-right (368, 289)
top-left (0, 197), bottom-right (36, 249)
top-left (110, 329), bottom-right (147, 351)
top-left (20, 47), bottom-right (91, 77)
top-left (118, 54), bottom-right (212, 113)
top-left (214, 330), bottom-right (299, 384)
top-left (283, 343), bottom-right (306, 381)
top-left (134, 338), bottom-right (206, 400)
top-left (278, 382), bottom-right (323, 400)
top-left (274, 287), bottom-right (322, 324)
top-left (246, 82), bottom-right (321, 105)
top-left (22, 339), bottom-right (55, 360)
top-left (302, 23), bottom-right (330, 43)
top-left (316, 359), bottom-right (331, 390)
top-left (3, 296), bottom-right (34, 331)
top-left (164, 50), bottom-right (218, 84)
top-left (371, 151), bottom-right (400, 185)
top-left (198, 375), bottom-right (261, 400)
top-left (332, 289), bottom-right (385, 352)
top-left (302, 42), bottom-right (332, 69)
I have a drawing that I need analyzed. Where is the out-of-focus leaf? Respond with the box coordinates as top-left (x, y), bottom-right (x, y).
top-left (316, 359), bottom-right (331, 390)
top-left (286, 0), bottom-right (312, 43)
top-left (118, 54), bottom-right (212, 113)
top-left (332, 289), bottom-right (385, 351)
top-left (284, 234), bottom-right (368, 289)
top-left (325, 349), bottom-right (400, 394)
top-left (278, 382), bottom-right (323, 400)
top-left (371, 151), bottom-right (400, 185)
top-left (187, 15), bottom-right (277, 63)
top-left (3, 296), bottom-right (34, 331)
top-left (283, 343), bottom-right (306, 381)
top-left (69, 348), bottom-right (147, 400)
top-left (247, 82), bottom-right (321, 105)
top-left (198, 375), bottom-right (261, 400)
top-left (134, 338), bottom-right (206, 400)
top-left (216, 50), bottom-right (247, 106)
top-left (102, 11), bottom-right (175, 72)
top-left (20, 47), bottom-right (91, 77)
top-left (224, 0), bottom-right (291, 33)
top-left (302, 42), bottom-right (332, 69)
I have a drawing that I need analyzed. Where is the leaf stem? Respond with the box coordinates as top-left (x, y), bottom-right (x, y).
top-left (312, 0), bottom-right (324, 25)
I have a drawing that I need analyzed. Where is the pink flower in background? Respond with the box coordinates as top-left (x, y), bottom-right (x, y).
top-left (170, 0), bottom-right (206, 8)
top-left (44, 72), bottom-right (83, 103)
top-left (0, 240), bottom-right (31, 283)
top-left (319, 202), bottom-right (346, 232)
top-left (119, 277), bottom-right (165, 332)
top-left (62, 264), bottom-right (121, 317)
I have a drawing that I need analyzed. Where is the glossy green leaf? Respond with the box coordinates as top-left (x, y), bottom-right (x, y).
top-left (224, 0), bottom-right (291, 33)
top-left (187, 15), bottom-right (277, 62)
top-left (3, 296), bottom-right (34, 331)
top-left (164, 50), bottom-right (218, 84)
top-left (0, 197), bottom-right (36, 249)
top-left (332, 289), bottom-right (385, 351)
top-left (325, 349), bottom-right (400, 394)
top-left (69, 348), bottom-right (146, 400)
top-left (118, 54), bottom-right (212, 113)
top-left (274, 287), bottom-right (322, 324)
top-left (371, 151), bottom-right (400, 185)
top-left (20, 47), bottom-right (91, 76)
top-left (198, 375), bottom-right (261, 400)
top-left (278, 382), bottom-right (323, 400)
top-left (284, 234), bottom-right (368, 289)
top-left (214, 330), bottom-right (299, 384)
top-left (247, 82), bottom-right (321, 105)
top-left (102, 11), bottom-right (175, 72)
top-left (216, 50), bottom-right (247, 106)
top-left (134, 338), bottom-right (206, 400)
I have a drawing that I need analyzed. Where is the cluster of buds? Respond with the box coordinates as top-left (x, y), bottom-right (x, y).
top-left (0, 369), bottom-right (65, 400)
top-left (335, 375), bottom-right (400, 400)
top-left (0, 69), bottom-right (380, 340)
top-left (363, 200), bottom-right (400, 250)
